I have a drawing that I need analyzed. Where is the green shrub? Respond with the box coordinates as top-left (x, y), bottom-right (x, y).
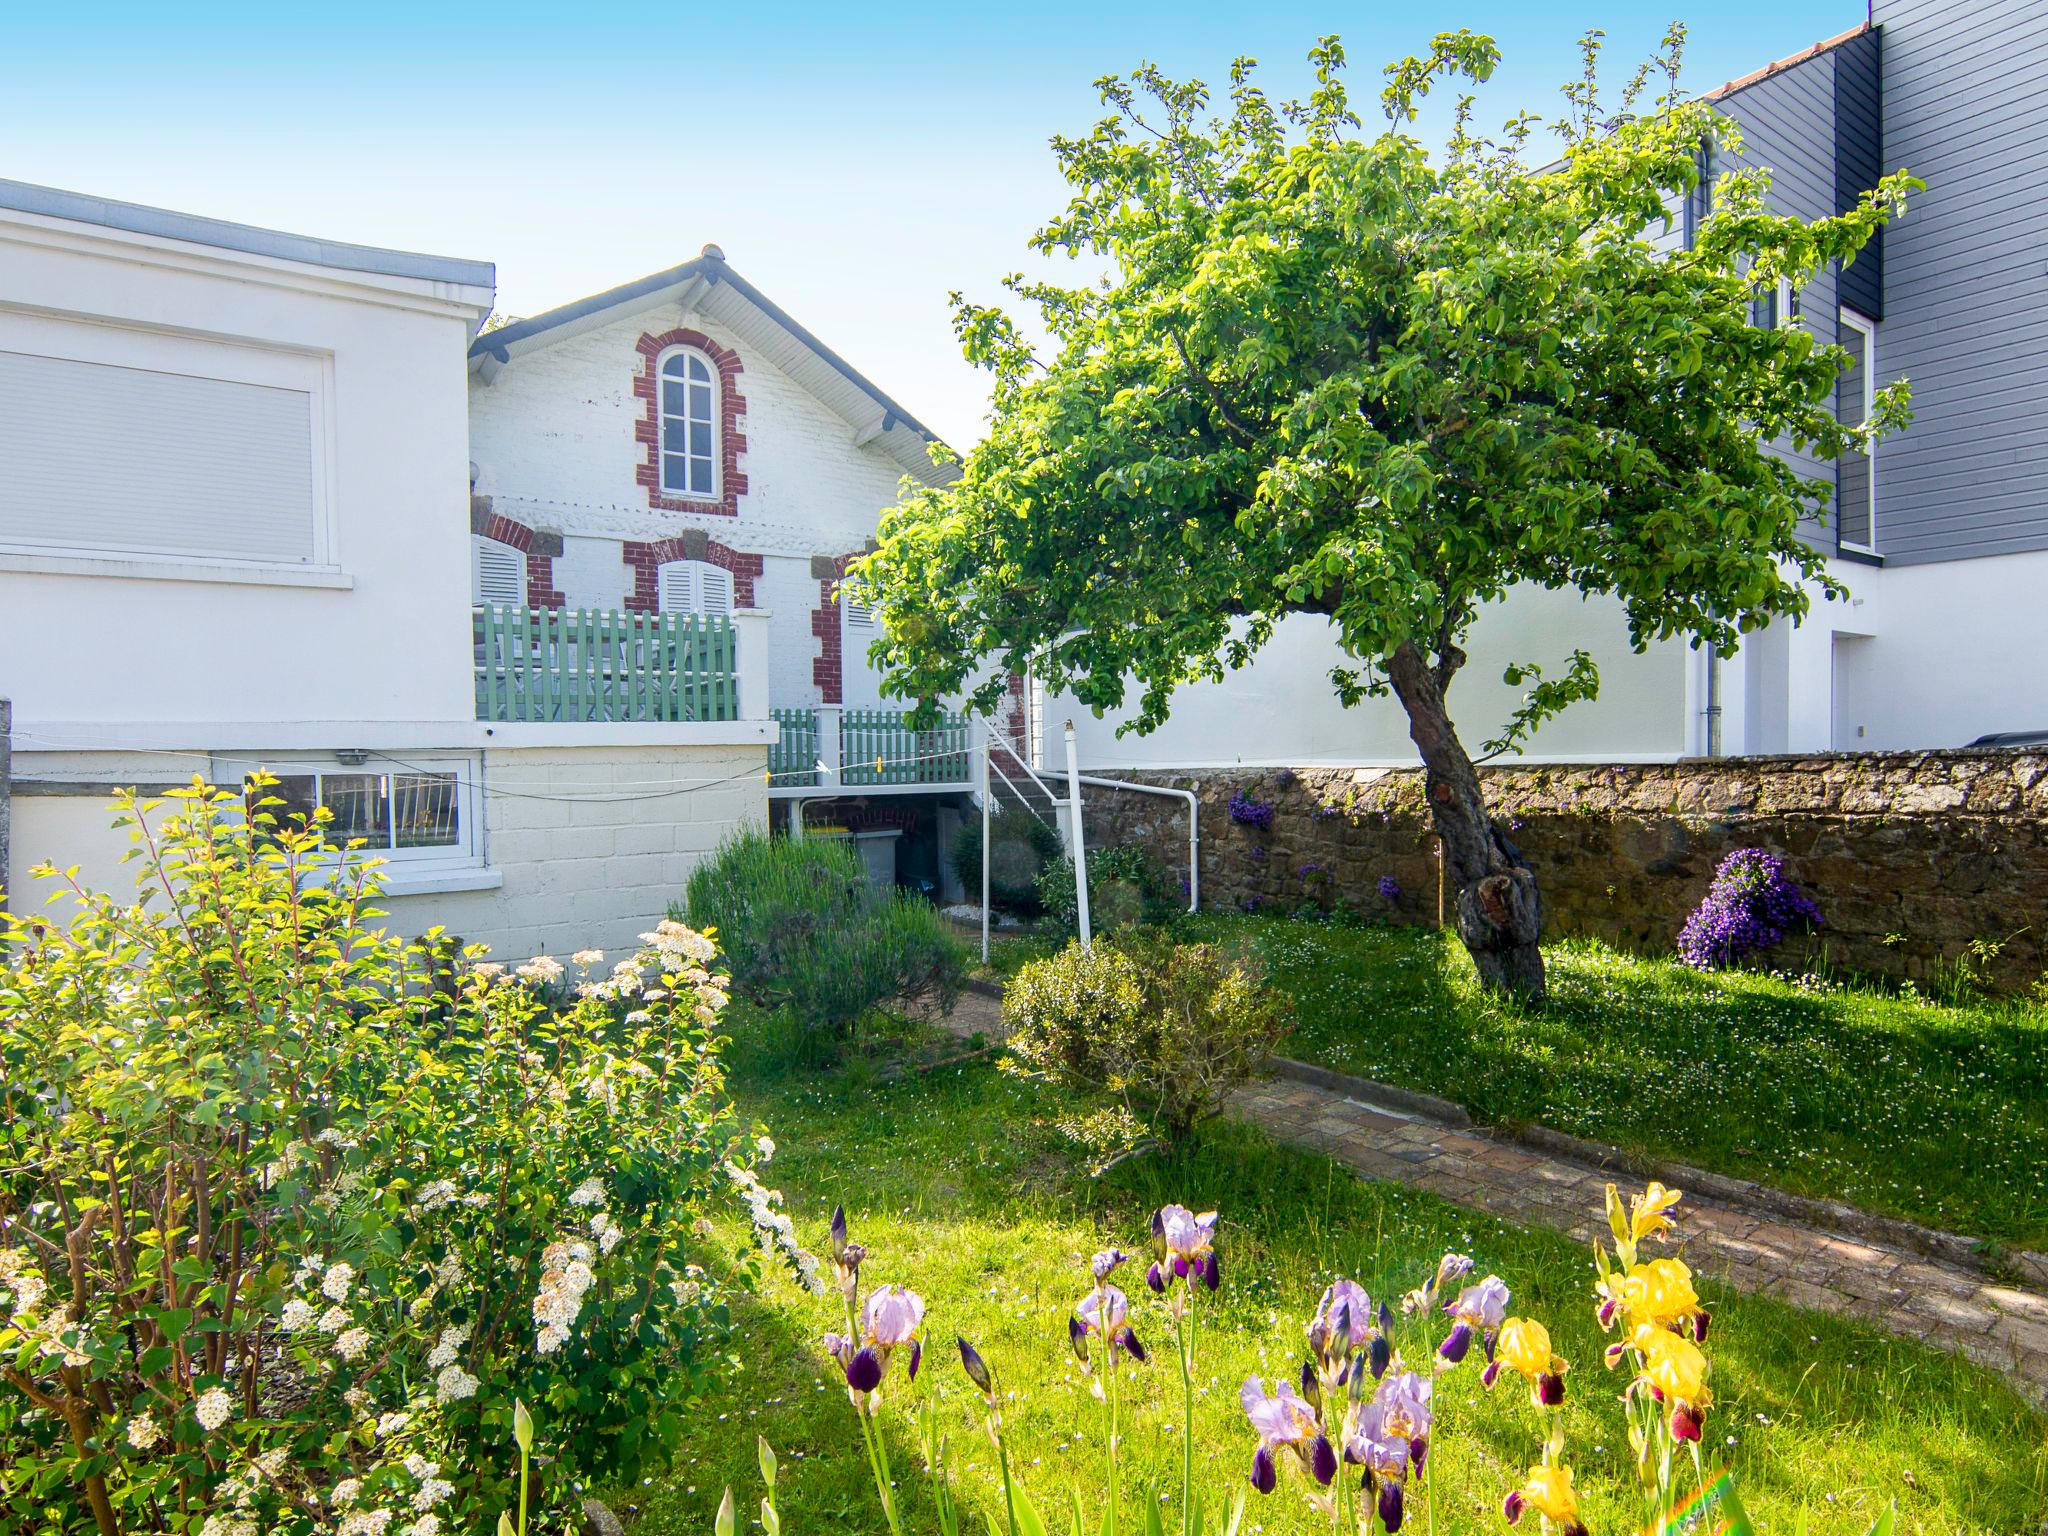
top-left (0, 781), bottom-right (802, 1535)
top-left (1001, 932), bottom-right (1292, 1156)
top-left (950, 811), bottom-right (1065, 917)
top-left (1036, 841), bottom-right (1177, 935)
top-left (684, 830), bottom-right (964, 1060)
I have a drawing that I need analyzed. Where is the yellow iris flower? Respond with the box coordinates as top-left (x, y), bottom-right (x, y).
top-left (1611, 1258), bottom-right (1700, 1329)
top-left (1518, 1463), bottom-right (1581, 1523)
top-left (1631, 1182), bottom-right (1684, 1242)
top-left (1631, 1322), bottom-right (1710, 1405)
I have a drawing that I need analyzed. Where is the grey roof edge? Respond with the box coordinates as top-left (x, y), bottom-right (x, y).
top-left (0, 178), bottom-right (496, 293)
top-left (470, 250), bottom-right (951, 451)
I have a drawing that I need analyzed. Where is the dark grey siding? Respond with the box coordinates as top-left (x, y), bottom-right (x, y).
top-left (1869, 0), bottom-right (2048, 564)
top-left (1714, 49), bottom-right (1845, 552)
top-left (1834, 27), bottom-right (1885, 318)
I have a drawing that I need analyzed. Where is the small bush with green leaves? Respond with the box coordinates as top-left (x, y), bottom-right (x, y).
top-left (0, 781), bottom-right (807, 1536)
top-left (684, 830), bottom-right (963, 1060)
top-left (1001, 933), bottom-right (1292, 1158)
top-left (949, 812), bottom-right (1065, 917)
top-left (1037, 842), bottom-right (1178, 936)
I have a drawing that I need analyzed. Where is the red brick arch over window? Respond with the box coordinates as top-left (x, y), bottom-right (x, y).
top-left (622, 533), bottom-right (764, 613)
top-left (470, 496), bottom-right (564, 608)
top-left (633, 328), bottom-right (748, 517)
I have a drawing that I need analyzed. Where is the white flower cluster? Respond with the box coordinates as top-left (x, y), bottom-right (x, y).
top-left (726, 1162), bottom-right (825, 1294)
top-left (426, 1320), bottom-right (479, 1403)
top-left (126, 1409), bottom-right (162, 1451)
top-left (515, 955), bottom-right (566, 985)
top-left (195, 1384), bottom-right (236, 1433)
top-left (0, 1247), bottom-right (48, 1324)
top-left (568, 1176), bottom-right (607, 1207)
top-left (642, 918), bottom-right (718, 968)
top-left (415, 1179), bottom-right (458, 1211)
top-left (571, 948), bottom-right (605, 967)
top-left (532, 1239), bottom-right (597, 1353)
top-left (590, 1209), bottom-right (625, 1256)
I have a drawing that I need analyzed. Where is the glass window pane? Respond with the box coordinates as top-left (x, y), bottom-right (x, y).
top-left (663, 379), bottom-right (686, 415)
top-left (249, 773), bottom-right (317, 833)
top-left (1839, 328), bottom-right (1867, 428)
top-left (690, 455), bottom-right (714, 492)
top-left (689, 421), bottom-right (712, 456)
top-left (662, 353), bottom-right (687, 378)
top-left (321, 774), bottom-right (391, 847)
top-left (688, 356), bottom-right (711, 384)
top-left (393, 773), bottom-right (461, 848)
top-left (663, 452), bottom-right (689, 489)
top-left (689, 383), bottom-right (712, 418)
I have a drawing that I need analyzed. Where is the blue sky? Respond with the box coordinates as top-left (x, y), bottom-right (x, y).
top-left (3, 1), bottom-right (1860, 446)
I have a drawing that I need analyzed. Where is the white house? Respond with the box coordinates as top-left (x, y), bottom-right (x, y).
top-left (465, 247), bottom-right (1021, 894)
top-left (0, 181), bottom-right (775, 959)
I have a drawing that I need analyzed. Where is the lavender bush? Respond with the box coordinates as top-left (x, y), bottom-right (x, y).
top-left (1677, 848), bottom-right (1822, 971)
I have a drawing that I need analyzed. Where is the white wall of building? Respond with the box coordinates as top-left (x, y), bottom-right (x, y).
top-left (0, 203), bottom-right (491, 736)
top-left (467, 303), bottom-right (914, 711)
top-left (1056, 586), bottom-right (1693, 771)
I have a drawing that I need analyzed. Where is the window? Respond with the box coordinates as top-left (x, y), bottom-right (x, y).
top-left (1750, 276), bottom-right (1801, 331)
top-left (1837, 308), bottom-right (1877, 552)
top-left (472, 535), bottom-right (528, 607)
top-left (657, 558), bottom-right (735, 615)
top-left (658, 347), bottom-right (719, 498)
top-left (0, 316), bottom-right (326, 568)
top-left (229, 756), bottom-right (480, 869)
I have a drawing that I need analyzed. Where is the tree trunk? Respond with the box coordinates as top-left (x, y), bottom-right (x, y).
top-left (1385, 641), bottom-right (1546, 1001)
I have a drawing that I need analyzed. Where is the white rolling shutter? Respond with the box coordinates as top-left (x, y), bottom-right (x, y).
top-left (472, 537), bottom-right (528, 606)
top-left (657, 560), bottom-right (733, 615)
top-left (0, 348), bottom-right (317, 563)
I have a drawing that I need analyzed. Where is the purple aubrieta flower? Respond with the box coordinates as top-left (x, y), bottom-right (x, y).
top-left (1240, 1375), bottom-right (1336, 1494)
top-left (1377, 875), bottom-right (1402, 901)
top-left (1439, 1275), bottom-right (1510, 1364)
top-left (1147, 1205), bottom-right (1220, 1293)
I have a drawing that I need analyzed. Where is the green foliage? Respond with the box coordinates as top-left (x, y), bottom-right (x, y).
top-left (950, 813), bottom-right (1065, 917)
top-left (684, 831), bottom-right (964, 1061)
top-left (1036, 843), bottom-right (1178, 936)
top-left (854, 30), bottom-right (1918, 748)
top-left (0, 782), bottom-right (777, 1533)
top-left (1001, 934), bottom-right (1291, 1152)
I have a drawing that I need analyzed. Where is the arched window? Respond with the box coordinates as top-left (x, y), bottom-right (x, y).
top-left (471, 535), bottom-right (527, 607)
top-left (657, 558), bottom-right (735, 616)
top-left (658, 347), bottom-right (719, 498)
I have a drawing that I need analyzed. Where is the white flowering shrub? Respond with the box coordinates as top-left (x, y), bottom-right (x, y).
top-left (0, 782), bottom-right (796, 1534)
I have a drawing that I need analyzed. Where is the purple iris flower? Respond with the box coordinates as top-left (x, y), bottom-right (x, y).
top-left (1151, 1206), bottom-right (1220, 1292)
top-left (1240, 1375), bottom-right (1333, 1492)
top-left (827, 1283), bottom-right (925, 1397)
top-left (1439, 1275), bottom-right (1509, 1363)
top-left (1310, 1279), bottom-right (1375, 1359)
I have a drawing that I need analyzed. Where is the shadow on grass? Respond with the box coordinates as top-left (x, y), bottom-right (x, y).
top-left (624, 1058), bottom-right (2047, 1536)
top-left (1198, 915), bottom-right (2048, 1248)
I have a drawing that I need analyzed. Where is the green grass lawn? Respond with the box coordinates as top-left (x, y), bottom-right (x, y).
top-left (618, 1054), bottom-right (2046, 1536)
top-left (979, 917), bottom-right (2048, 1252)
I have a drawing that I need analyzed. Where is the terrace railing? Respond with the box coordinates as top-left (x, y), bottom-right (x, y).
top-left (768, 705), bottom-right (975, 790)
top-left (473, 605), bottom-right (739, 723)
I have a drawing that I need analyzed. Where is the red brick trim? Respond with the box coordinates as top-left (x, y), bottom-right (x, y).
top-left (632, 328), bottom-right (748, 517)
top-left (622, 535), bottom-right (765, 614)
top-left (471, 496), bottom-right (564, 608)
top-left (810, 552), bottom-right (860, 704)
top-left (1003, 671), bottom-right (1030, 757)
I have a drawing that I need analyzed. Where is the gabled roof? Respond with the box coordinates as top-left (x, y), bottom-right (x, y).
top-left (469, 245), bottom-right (959, 487)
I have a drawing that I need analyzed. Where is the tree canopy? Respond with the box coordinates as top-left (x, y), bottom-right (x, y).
top-left (851, 26), bottom-right (1915, 994)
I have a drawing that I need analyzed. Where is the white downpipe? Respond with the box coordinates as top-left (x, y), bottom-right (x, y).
top-left (1062, 721), bottom-right (1092, 949)
top-left (1068, 771), bottom-right (1201, 915)
top-left (980, 733), bottom-right (992, 966)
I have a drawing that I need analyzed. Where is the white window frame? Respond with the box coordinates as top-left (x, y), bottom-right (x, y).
top-left (1838, 306), bottom-right (1878, 556)
top-left (219, 752), bottom-right (484, 874)
top-left (0, 308), bottom-right (338, 578)
top-left (657, 558), bottom-right (735, 616)
top-left (656, 345), bottom-right (720, 501)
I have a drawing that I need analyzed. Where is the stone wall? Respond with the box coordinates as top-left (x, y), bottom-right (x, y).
top-left (1081, 750), bottom-right (2048, 992)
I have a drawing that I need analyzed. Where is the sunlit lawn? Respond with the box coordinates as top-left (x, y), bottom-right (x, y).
top-left (978, 915), bottom-right (2048, 1252)
top-left (620, 1053), bottom-right (2047, 1536)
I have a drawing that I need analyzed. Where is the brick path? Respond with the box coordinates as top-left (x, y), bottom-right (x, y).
top-left (940, 988), bottom-right (2048, 1404)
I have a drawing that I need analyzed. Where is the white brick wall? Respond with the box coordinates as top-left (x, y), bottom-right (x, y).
top-left (384, 742), bottom-right (769, 960)
top-left (468, 304), bottom-right (911, 710)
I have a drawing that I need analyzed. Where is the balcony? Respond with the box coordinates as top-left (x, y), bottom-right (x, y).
top-left (770, 705), bottom-right (977, 795)
top-left (473, 604), bottom-right (765, 723)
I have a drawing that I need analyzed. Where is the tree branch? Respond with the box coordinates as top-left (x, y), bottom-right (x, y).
top-left (1166, 326), bottom-right (1259, 443)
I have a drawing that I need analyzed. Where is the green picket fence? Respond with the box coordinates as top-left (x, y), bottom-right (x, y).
top-left (473, 605), bottom-right (738, 723)
top-left (838, 707), bottom-right (972, 786)
top-left (769, 707), bottom-right (821, 787)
